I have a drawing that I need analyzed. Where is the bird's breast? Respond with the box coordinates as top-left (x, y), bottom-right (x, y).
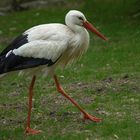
top-left (58, 29), bottom-right (89, 66)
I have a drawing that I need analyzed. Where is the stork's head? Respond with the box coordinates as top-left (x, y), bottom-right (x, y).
top-left (65, 10), bottom-right (108, 41)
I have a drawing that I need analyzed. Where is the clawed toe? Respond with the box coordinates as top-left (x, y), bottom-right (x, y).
top-left (25, 127), bottom-right (41, 135)
top-left (84, 113), bottom-right (102, 122)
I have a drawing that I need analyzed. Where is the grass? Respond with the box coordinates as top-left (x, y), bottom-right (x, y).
top-left (0, 1), bottom-right (140, 140)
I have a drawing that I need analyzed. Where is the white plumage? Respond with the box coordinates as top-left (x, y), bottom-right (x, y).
top-left (14, 23), bottom-right (89, 68)
top-left (10, 23), bottom-right (88, 77)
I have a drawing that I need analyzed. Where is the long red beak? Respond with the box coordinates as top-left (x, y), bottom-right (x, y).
top-left (83, 21), bottom-right (108, 41)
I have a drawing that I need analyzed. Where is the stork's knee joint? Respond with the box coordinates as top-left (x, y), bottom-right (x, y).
top-left (57, 86), bottom-right (63, 93)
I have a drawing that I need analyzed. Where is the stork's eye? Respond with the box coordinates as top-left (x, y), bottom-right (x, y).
top-left (78, 16), bottom-right (83, 20)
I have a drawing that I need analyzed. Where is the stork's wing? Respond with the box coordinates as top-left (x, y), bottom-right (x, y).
top-left (0, 40), bottom-right (68, 74)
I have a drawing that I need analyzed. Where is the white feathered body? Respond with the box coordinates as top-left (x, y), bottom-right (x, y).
top-left (14, 23), bottom-right (89, 69)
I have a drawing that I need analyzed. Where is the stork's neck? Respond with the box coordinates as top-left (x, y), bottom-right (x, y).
top-left (67, 23), bottom-right (85, 34)
top-left (65, 18), bottom-right (89, 47)
top-left (70, 24), bottom-right (89, 53)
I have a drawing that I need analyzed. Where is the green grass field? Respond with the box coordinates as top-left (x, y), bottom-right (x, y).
top-left (0, 1), bottom-right (140, 140)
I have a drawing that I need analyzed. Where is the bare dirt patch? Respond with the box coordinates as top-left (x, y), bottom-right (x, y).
top-left (67, 75), bottom-right (140, 94)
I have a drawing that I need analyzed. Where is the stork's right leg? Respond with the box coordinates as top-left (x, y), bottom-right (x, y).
top-left (53, 75), bottom-right (102, 122)
top-left (25, 75), bottom-right (41, 135)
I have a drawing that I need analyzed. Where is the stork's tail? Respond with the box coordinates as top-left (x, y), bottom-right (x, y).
top-left (0, 56), bottom-right (5, 74)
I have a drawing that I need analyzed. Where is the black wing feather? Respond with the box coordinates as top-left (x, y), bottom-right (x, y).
top-left (0, 34), bottom-right (28, 56)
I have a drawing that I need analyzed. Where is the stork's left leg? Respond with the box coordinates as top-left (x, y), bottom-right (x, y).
top-left (53, 75), bottom-right (102, 122)
top-left (25, 75), bottom-right (41, 135)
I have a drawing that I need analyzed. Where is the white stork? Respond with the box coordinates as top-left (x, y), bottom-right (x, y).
top-left (0, 10), bottom-right (108, 135)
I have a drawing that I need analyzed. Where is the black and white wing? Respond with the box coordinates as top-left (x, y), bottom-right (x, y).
top-left (0, 40), bottom-right (68, 74)
top-left (0, 24), bottom-right (70, 74)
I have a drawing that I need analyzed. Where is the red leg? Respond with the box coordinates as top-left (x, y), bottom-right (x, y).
top-left (25, 75), bottom-right (41, 135)
top-left (53, 75), bottom-right (102, 122)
